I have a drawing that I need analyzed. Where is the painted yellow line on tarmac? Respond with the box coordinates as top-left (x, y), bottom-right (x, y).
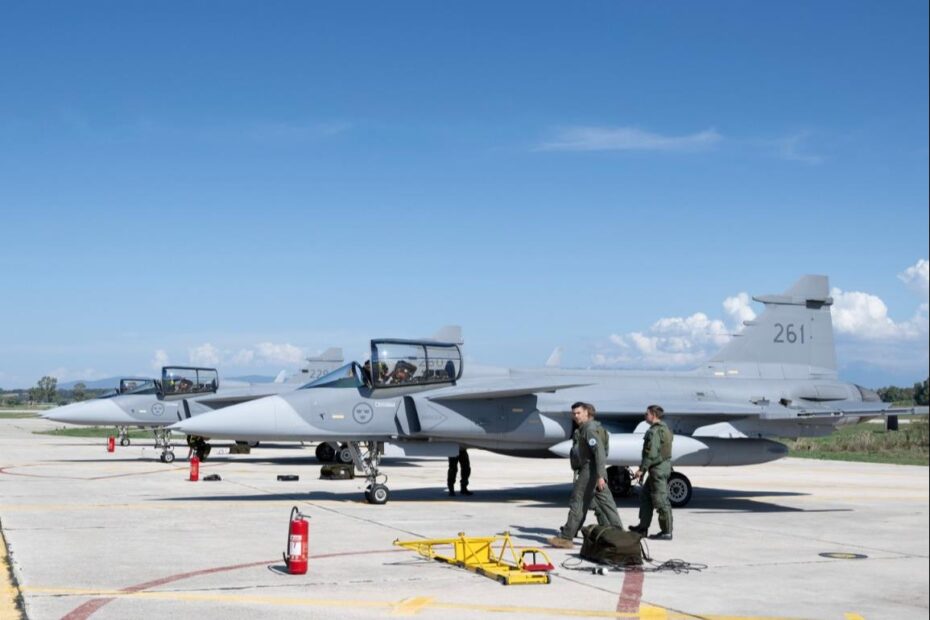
top-left (844, 614), bottom-right (866, 620)
top-left (18, 585), bottom-right (838, 619)
top-left (392, 596), bottom-right (435, 616)
top-left (0, 533), bottom-right (24, 620)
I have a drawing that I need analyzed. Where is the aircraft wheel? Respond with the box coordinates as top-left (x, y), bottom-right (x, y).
top-left (120, 437), bottom-right (131, 447)
top-left (367, 484), bottom-right (389, 505)
top-left (315, 443), bottom-right (336, 462)
top-left (667, 472), bottom-right (692, 508)
top-left (163, 451), bottom-right (176, 464)
top-left (337, 444), bottom-right (353, 464)
top-left (607, 466), bottom-right (632, 497)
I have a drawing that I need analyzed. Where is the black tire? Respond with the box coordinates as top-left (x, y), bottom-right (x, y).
top-left (337, 444), bottom-right (353, 464)
top-left (159, 453), bottom-right (166, 463)
top-left (367, 484), bottom-right (389, 505)
top-left (315, 443), bottom-right (336, 462)
top-left (120, 437), bottom-right (131, 447)
top-left (163, 451), bottom-right (176, 464)
top-left (667, 472), bottom-right (692, 508)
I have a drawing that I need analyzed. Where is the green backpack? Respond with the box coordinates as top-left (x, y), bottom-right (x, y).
top-left (580, 524), bottom-right (643, 566)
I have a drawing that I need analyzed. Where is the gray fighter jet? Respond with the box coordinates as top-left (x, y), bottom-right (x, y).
top-left (171, 276), bottom-right (909, 505)
top-left (43, 348), bottom-right (343, 462)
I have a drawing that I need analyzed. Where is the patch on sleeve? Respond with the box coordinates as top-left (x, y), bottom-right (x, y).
top-left (588, 438), bottom-right (597, 447)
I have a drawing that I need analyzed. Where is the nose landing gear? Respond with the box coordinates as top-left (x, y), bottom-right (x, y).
top-left (345, 441), bottom-right (390, 504)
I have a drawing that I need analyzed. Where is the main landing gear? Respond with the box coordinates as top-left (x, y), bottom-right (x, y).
top-left (153, 428), bottom-right (175, 463)
top-left (607, 466), bottom-right (694, 508)
top-left (314, 442), bottom-right (354, 465)
top-left (345, 441), bottom-right (389, 505)
top-left (667, 471), bottom-right (693, 508)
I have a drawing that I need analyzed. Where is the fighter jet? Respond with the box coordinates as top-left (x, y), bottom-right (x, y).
top-left (171, 276), bottom-right (908, 505)
top-left (43, 348), bottom-right (344, 462)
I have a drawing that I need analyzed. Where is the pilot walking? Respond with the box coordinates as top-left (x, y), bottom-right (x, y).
top-left (447, 446), bottom-right (472, 497)
top-left (629, 405), bottom-right (674, 540)
top-left (548, 402), bottom-right (623, 549)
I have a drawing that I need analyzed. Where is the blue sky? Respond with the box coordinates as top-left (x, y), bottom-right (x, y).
top-left (1, 1), bottom-right (927, 389)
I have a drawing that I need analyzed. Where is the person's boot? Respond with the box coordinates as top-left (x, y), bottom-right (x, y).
top-left (460, 485), bottom-right (473, 496)
top-left (448, 486), bottom-right (456, 497)
top-left (546, 536), bottom-right (574, 549)
top-left (628, 524), bottom-right (647, 535)
top-left (648, 531), bottom-right (673, 541)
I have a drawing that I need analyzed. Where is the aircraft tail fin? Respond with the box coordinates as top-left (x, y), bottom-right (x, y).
top-left (709, 275), bottom-right (836, 374)
top-left (273, 370), bottom-right (288, 384)
top-left (545, 347), bottom-right (563, 368)
top-left (431, 325), bottom-right (464, 345)
top-left (308, 347), bottom-right (343, 362)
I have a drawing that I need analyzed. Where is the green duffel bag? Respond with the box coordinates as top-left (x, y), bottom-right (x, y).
top-left (320, 464), bottom-right (355, 480)
top-left (580, 525), bottom-right (644, 566)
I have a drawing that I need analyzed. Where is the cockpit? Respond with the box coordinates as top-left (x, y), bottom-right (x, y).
top-left (300, 339), bottom-right (462, 390)
top-left (119, 378), bottom-right (158, 395)
top-left (161, 367), bottom-right (219, 397)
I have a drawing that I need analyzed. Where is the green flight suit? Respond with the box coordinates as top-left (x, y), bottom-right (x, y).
top-left (638, 419), bottom-right (674, 534)
top-left (558, 419), bottom-right (623, 540)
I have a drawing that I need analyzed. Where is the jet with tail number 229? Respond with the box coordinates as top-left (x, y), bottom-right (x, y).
top-left (44, 349), bottom-right (344, 462)
top-left (171, 276), bottom-right (908, 505)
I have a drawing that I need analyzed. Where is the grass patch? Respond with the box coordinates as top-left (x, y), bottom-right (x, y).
top-left (784, 417), bottom-right (929, 466)
top-left (34, 427), bottom-right (154, 439)
top-left (0, 412), bottom-right (40, 419)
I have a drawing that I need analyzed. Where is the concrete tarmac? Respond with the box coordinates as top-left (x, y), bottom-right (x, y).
top-left (1, 416), bottom-right (927, 620)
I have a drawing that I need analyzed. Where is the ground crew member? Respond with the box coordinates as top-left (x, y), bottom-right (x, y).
top-left (629, 404), bottom-right (674, 540)
top-left (548, 402), bottom-right (623, 548)
top-left (447, 446), bottom-right (472, 497)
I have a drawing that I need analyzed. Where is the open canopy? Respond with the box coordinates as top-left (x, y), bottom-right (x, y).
top-left (300, 339), bottom-right (463, 391)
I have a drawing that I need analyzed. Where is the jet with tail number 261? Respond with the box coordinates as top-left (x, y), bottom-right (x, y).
top-left (171, 276), bottom-right (910, 505)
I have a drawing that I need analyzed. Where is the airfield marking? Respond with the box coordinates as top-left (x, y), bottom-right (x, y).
top-left (0, 530), bottom-right (24, 620)
top-left (25, 583), bottom-right (850, 619)
top-left (391, 596), bottom-right (435, 615)
top-left (59, 549), bottom-right (406, 619)
top-left (616, 568), bottom-right (644, 613)
top-left (0, 463), bottom-right (189, 481)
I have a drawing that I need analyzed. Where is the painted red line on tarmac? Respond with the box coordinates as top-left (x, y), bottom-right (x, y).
top-left (616, 568), bottom-right (644, 613)
top-left (0, 465), bottom-right (183, 482)
top-left (61, 548), bottom-right (405, 620)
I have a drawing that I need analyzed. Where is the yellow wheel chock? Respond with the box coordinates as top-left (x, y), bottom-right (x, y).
top-left (393, 531), bottom-right (554, 585)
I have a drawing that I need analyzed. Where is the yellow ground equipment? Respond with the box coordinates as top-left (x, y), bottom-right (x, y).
top-left (393, 531), bottom-right (554, 585)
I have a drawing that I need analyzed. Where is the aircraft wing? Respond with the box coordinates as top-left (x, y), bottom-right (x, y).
top-left (427, 380), bottom-right (594, 401)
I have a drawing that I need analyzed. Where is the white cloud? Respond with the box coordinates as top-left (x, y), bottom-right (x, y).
top-left (898, 259), bottom-right (929, 299)
top-left (770, 132), bottom-right (824, 165)
top-left (254, 342), bottom-right (305, 365)
top-left (830, 287), bottom-right (928, 341)
top-left (599, 306), bottom-right (740, 369)
top-left (537, 126), bottom-right (722, 152)
top-left (229, 349), bottom-right (255, 366)
top-left (189, 343), bottom-right (222, 366)
top-left (594, 264), bottom-right (928, 373)
top-left (722, 292), bottom-right (756, 326)
top-left (150, 349), bottom-right (170, 371)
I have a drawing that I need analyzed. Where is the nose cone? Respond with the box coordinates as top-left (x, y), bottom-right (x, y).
top-left (548, 439), bottom-right (572, 458)
top-left (171, 395), bottom-right (284, 440)
top-left (43, 399), bottom-right (126, 425)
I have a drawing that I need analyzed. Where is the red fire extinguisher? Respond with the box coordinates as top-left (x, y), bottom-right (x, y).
top-left (107, 436), bottom-right (115, 453)
top-left (283, 506), bottom-right (309, 575)
top-left (189, 455), bottom-right (200, 481)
